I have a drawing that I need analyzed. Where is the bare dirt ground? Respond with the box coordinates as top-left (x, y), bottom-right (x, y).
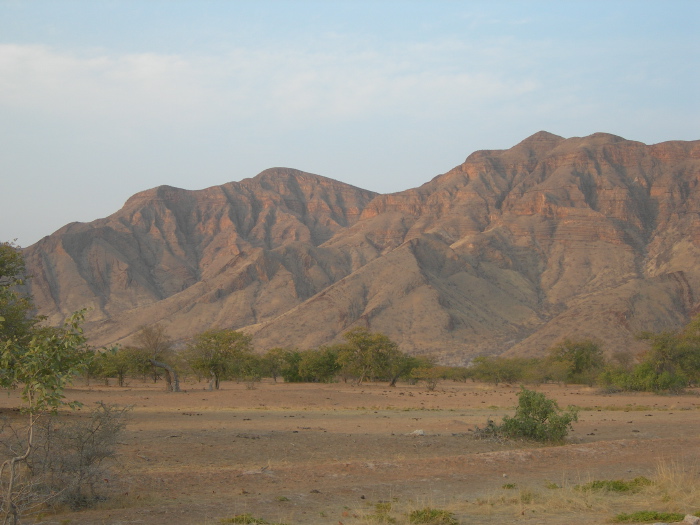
top-left (2, 380), bottom-right (699, 524)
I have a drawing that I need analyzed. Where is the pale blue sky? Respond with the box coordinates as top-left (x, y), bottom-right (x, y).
top-left (1, 1), bottom-right (698, 247)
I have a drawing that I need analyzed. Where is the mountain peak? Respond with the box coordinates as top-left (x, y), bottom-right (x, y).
top-left (514, 130), bottom-right (565, 154)
top-left (22, 131), bottom-right (700, 363)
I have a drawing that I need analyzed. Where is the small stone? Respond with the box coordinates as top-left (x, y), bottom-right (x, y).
top-left (683, 515), bottom-right (700, 525)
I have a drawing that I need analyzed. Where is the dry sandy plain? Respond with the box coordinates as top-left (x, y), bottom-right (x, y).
top-left (2, 379), bottom-right (699, 525)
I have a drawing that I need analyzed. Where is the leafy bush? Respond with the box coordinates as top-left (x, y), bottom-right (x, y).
top-left (489, 387), bottom-right (578, 443)
top-left (599, 362), bottom-right (688, 393)
top-left (548, 338), bottom-right (605, 385)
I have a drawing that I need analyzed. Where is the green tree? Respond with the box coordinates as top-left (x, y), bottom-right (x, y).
top-left (548, 339), bottom-right (605, 385)
top-left (133, 324), bottom-right (174, 383)
top-left (411, 365), bottom-right (450, 391)
top-left (336, 327), bottom-right (399, 384)
top-left (298, 346), bottom-right (341, 383)
top-left (601, 319), bottom-right (700, 393)
top-left (469, 356), bottom-right (527, 384)
top-left (0, 311), bottom-right (90, 523)
top-left (95, 346), bottom-right (145, 387)
top-left (0, 242), bottom-right (40, 345)
top-left (0, 241), bottom-right (93, 522)
top-left (260, 347), bottom-right (290, 382)
top-left (385, 349), bottom-right (419, 387)
top-left (184, 329), bottom-right (254, 389)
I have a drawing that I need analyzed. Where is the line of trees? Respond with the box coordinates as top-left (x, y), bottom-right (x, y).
top-left (466, 323), bottom-right (700, 393)
top-left (92, 326), bottom-right (442, 390)
top-left (90, 316), bottom-right (700, 394)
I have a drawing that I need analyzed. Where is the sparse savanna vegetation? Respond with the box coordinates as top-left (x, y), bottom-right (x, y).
top-left (2, 240), bottom-right (700, 524)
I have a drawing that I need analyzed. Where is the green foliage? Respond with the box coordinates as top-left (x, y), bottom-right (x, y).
top-left (336, 327), bottom-right (401, 384)
top-left (411, 365), bottom-right (449, 391)
top-left (185, 329), bottom-right (254, 389)
top-left (442, 366), bottom-right (471, 382)
top-left (598, 315), bottom-right (700, 393)
top-left (612, 511), bottom-right (687, 523)
top-left (278, 349), bottom-right (303, 383)
top-left (548, 338), bottom-right (605, 385)
top-left (1, 310), bottom-right (89, 413)
top-left (0, 242), bottom-right (93, 523)
top-left (576, 476), bottom-right (652, 493)
top-left (497, 387), bottom-right (578, 443)
top-left (260, 331), bottom-right (414, 385)
top-left (599, 361), bottom-right (688, 393)
top-left (0, 241), bottom-right (41, 345)
top-left (260, 347), bottom-right (289, 382)
top-left (408, 507), bottom-right (458, 525)
top-left (297, 346), bottom-right (341, 383)
top-left (94, 346), bottom-right (147, 386)
top-left (469, 356), bottom-right (558, 385)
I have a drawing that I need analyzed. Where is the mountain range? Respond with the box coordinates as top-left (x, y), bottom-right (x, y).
top-left (23, 132), bottom-right (700, 363)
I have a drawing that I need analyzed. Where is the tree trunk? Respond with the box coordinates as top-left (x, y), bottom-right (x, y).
top-left (148, 359), bottom-right (180, 392)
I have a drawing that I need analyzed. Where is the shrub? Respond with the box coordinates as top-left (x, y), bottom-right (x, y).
top-left (496, 387), bottom-right (578, 443)
top-left (1, 402), bottom-right (129, 513)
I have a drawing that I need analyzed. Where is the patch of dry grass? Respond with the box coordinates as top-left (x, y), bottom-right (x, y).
top-left (352, 460), bottom-right (700, 524)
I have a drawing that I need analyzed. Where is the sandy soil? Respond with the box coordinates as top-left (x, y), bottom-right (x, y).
top-left (2, 380), bottom-right (699, 524)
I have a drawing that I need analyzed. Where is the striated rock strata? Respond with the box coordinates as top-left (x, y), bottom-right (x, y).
top-left (23, 133), bottom-right (700, 362)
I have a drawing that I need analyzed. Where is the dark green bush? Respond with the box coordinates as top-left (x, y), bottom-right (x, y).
top-left (499, 387), bottom-right (578, 443)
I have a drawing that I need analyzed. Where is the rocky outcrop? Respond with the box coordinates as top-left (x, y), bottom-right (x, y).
top-left (22, 133), bottom-right (700, 362)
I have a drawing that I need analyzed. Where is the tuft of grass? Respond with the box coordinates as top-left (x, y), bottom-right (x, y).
top-left (502, 483), bottom-right (517, 489)
top-left (220, 514), bottom-right (287, 524)
top-left (544, 481), bottom-right (560, 489)
top-left (576, 476), bottom-right (652, 493)
top-left (611, 510), bottom-right (685, 523)
top-left (408, 507), bottom-right (459, 525)
top-left (365, 501), bottom-right (397, 524)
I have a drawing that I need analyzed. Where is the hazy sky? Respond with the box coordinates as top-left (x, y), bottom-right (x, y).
top-left (1, 1), bottom-right (698, 247)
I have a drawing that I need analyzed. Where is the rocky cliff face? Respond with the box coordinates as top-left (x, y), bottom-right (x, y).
top-left (23, 133), bottom-right (700, 362)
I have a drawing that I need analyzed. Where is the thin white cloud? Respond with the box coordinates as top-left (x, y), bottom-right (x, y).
top-left (0, 41), bottom-right (538, 129)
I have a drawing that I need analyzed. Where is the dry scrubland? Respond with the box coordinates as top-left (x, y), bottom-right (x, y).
top-left (2, 380), bottom-right (699, 525)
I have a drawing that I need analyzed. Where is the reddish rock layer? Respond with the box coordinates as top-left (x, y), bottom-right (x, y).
top-left (23, 133), bottom-right (700, 362)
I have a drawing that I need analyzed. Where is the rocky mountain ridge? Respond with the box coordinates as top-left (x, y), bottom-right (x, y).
top-left (23, 132), bottom-right (700, 362)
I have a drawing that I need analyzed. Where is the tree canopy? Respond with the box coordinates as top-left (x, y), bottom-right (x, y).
top-left (184, 329), bottom-right (255, 389)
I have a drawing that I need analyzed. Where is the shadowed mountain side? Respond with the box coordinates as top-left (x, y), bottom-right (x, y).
top-left (22, 133), bottom-right (700, 360)
top-left (247, 234), bottom-right (542, 361)
top-left (24, 169), bottom-right (378, 336)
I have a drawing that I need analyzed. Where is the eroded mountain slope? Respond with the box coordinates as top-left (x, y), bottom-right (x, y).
top-left (23, 133), bottom-right (700, 360)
